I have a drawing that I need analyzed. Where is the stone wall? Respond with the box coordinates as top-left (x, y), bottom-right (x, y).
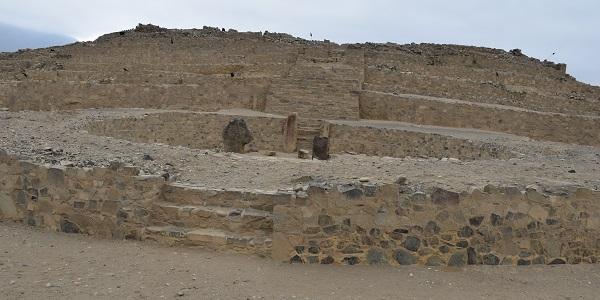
top-left (6, 79), bottom-right (268, 111)
top-left (327, 122), bottom-right (511, 160)
top-left (359, 91), bottom-right (600, 146)
top-left (2, 151), bottom-right (599, 266)
top-left (272, 182), bottom-right (600, 266)
top-left (86, 112), bottom-right (289, 152)
top-left (0, 150), bottom-right (163, 239)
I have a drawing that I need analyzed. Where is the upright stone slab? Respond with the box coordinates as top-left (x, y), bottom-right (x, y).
top-left (312, 136), bottom-right (330, 160)
top-left (222, 118), bottom-right (253, 153)
top-left (283, 113), bottom-right (298, 153)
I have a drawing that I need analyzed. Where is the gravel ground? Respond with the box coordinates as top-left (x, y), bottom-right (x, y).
top-left (1, 221), bottom-right (599, 300)
top-left (1, 109), bottom-right (600, 192)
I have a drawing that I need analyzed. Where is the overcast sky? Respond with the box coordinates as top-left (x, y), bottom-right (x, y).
top-left (0, 0), bottom-right (598, 85)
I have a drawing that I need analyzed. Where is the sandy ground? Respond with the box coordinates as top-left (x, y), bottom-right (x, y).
top-left (0, 221), bottom-right (599, 300)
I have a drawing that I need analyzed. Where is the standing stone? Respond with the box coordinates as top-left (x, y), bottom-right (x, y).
top-left (312, 136), bottom-right (330, 160)
top-left (283, 113), bottom-right (298, 153)
top-left (222, 118), bottom-right (253, 153)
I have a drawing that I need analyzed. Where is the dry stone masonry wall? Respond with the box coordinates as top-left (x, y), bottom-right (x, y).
top-left (2, 150), bottom-right (599, 266)
top-left (272, 181), bottom-right (600, 266)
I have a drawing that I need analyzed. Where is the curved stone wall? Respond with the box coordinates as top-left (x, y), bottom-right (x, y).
top-left (272, 182), bottom-right (600, 266)
top-left (1, 151), bottom-right (599, 266)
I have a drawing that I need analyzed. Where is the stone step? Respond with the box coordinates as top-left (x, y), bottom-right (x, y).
top-left (160, 184), bottom-right (293, 212)
top-left (143, 226), bottom-right (272, 256)
top-left (297, 127), bottom-right (320, 136)
top-left (150, 202), bottom-right (273, 233)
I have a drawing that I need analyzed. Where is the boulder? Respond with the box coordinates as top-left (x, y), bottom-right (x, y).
top-left (312, 136), bottom-right (330, 160)
top-left (223, 118), bottom-right (253, 153)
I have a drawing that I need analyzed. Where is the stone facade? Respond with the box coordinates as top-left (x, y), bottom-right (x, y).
top-left (327, 122), bottom-right (511, 160)
top-left (86, 112), bottom-right (290, 152)
top-left (86, 112), bottom-right (511, 160)
top-left (272, 182), bottom-right (600, 266)
top-left (2, 151), bottom-right (599, 266)
top-left (359, 91), bottom-right (600, 146)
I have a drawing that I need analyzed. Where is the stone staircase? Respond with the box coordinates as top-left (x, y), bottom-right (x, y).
top-left (264, 47), bottom-right (363, 120)
top-left (142, 183), bottom-right (293, 256)
top-left (296, 118), bottom-right (323, 153)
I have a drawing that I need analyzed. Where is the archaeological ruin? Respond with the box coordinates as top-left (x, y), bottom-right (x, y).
top-left (1, 24), bottom-right (599, 267)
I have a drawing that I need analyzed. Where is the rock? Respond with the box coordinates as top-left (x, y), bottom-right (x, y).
top-left (517, 259), bottom-right (531, 266)
top-left (358, 177), bottom-right (370, 183)
top-left (490, 213), bottom-right (503, 226)
top-left (61, 219), bottom-right (80, 234)
top-left (426, 255), bottom-right (445, 266)
top-left (469, 216), bottom-right (485, 227)
top-left (222, 118), bottom-right (253, 153)
top-left (366, 248), bottom-right (387, 265)
top-left (548, 258), bottom-right (566, 265)
top-left (403, 236), bottom-right (421, 252)
top-left (424, 221), bottom-right (440, 235)
top-left (321, 256), bottom-right (335, 264)
top-left (341, 244), bottom-right (363, 254)
top-left (458, 226), bottom-right (474, 238)
top-left (395, 176), bottom-right (407, 185)
top-left (143, 154), bottom-right (154, 161)
top-left (568, 169), bottom-right (576, 173)
top-left (312, 136), bottom-right (330, 160)
top-left (266, 151), bottom-right (277, 156)
top-left (59, 160), bottom-right (74, 167)
top-left (448, 251), bottom-right (466, 267)
top-left (431, 188), bottom-right (459, 206)
top-left (298, 149), bottom-right (310, 159)
top-left (509, 48), bottom-right (524, 56)
top-left (394, 249), bottom-right (416, 265)
top-left (439, 245), bottom-right (450, 253)
top-left (176, 290), bottom-right (185, 297)
top-left (343, 256), bottom-right (360, 265)
top-left (389, 229), bottom-right (405, 240)
top-left (483, 253), bottom-right (500, 265)
top-left (467, 247), bottom-right (477, 265)
top-left (290, 255), bottom-right (304, 264)
top-left (456, 240), bottom-right (469, 248)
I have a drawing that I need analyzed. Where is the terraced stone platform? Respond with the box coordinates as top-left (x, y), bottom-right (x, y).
top-left (0, 24), bottom-right (599, 266)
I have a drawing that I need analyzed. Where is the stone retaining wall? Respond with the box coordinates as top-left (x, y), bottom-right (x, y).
top-left (2, 151), bottom-right (599, 266)
top-left (359, 91), bottom-right (600, 146)
top-left (327, 123), bottom-right (511, 160)
top-left (5, 79), bottom-right (268, 111)
top-left (0, 150), bottom-right (163, 239)
top-left (86, 112), bottom-right (289, 152)
top-left (272, 182), bottom-right (600, 266)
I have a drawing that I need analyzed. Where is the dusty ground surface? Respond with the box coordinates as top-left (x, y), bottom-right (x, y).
top-left (1, 108), bottom-right (600, 192)
top-left (1, 221), bottom-right (599, 300)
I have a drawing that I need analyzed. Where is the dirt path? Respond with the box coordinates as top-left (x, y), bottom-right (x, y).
top-left (1, 221), bottom-right (599, 300)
